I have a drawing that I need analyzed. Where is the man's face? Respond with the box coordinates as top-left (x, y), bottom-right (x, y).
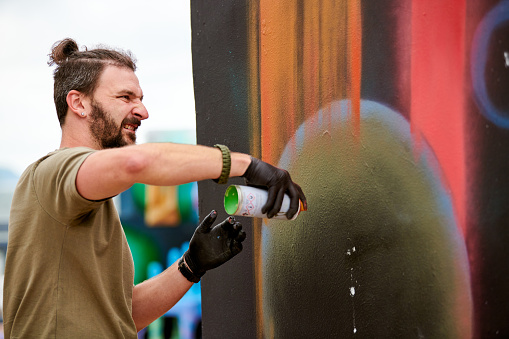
top-left (87, 65), bottom-right (148, 149)
top-left (88, 99), bottom-right (140, 149)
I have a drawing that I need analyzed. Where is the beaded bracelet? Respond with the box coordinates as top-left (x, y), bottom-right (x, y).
top-left (213, 144), bottom-right (231, 184)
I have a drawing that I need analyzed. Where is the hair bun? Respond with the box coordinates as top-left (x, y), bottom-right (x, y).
top-left (48, 38), bottom-right (80, 66)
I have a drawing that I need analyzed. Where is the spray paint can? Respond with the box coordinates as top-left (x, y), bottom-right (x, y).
top-left (224, 185), bottom-right (302, 220)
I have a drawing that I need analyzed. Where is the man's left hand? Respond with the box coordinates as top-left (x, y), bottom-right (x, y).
top-left (180, 210), bottom-right (246, 282)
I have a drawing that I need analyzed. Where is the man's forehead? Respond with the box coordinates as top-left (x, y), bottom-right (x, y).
top-left (98, 65), bottom-right (143, 97)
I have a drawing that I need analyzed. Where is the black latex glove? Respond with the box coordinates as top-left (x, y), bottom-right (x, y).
top-left (242, 156), bottom-right (307, 219)
top-left (180, 210), bottom-right (246, 282)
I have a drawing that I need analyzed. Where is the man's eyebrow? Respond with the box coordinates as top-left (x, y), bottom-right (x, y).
top-left (119, 90), bottom-right (144, 101)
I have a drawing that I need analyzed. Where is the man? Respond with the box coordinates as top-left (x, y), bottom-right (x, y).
top-left (3, 38), bottom-right (306, 338)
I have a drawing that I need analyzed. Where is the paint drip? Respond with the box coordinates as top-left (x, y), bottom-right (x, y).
top-left (347, 246), bottom-right (358, 334)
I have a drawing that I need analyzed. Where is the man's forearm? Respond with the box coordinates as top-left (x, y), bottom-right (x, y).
top-left (131, 261), bottom-right (193, 332)
top-left (132, 143), bottom-right (251, 185)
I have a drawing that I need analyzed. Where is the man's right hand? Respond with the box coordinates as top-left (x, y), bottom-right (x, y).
top-left (242, 157), bottom-right (307, 219)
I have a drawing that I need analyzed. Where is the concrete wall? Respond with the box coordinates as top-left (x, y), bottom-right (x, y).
top-left (191, 0), bottom-right (509, 338)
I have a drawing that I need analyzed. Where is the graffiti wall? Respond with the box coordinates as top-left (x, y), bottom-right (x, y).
top-left (192, 0), bottom-right (509, 338)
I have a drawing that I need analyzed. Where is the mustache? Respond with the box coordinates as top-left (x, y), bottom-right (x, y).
top-left (122, 117), bottom-right (141, 128)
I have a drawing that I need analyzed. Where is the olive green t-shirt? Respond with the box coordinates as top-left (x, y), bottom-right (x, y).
top-left (3, 147), bottom-right (137, 338)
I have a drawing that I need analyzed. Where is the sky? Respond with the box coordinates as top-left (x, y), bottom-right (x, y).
top-left (0, 0), bottom-right (196, 176)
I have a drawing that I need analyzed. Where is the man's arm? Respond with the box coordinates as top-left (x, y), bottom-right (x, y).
top-left (131, 261), bottom-right (193, 332)
top-left (76, 142), bottom-right (307, 218)
top-left (76, 143), bottom-right (251, 201)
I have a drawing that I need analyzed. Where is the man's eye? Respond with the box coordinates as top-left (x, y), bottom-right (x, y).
top-left (119, 95), bottom-right (130, 100)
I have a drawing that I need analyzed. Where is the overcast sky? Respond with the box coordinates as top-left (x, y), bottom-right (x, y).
top-left (0, 0), bottom-right (196, 176)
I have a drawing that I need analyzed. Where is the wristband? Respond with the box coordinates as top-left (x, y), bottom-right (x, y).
top-left (178, 257), bottom-right (201, 283)
top-left (213, 144), bottom-right (231, 184)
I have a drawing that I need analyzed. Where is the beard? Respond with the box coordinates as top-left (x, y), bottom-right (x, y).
top-left (89, 100), bottom-right (140, 149)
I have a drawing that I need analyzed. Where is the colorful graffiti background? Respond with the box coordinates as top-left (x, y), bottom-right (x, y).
top-left (192, 0), bottom-right (509, 338)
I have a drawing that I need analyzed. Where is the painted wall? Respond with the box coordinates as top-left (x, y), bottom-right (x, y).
top-left (192, 0), bottom-right (509, 338)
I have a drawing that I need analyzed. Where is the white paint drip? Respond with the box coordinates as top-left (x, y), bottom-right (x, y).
top-left (347, 244), bottom-right (358, 334)
top-left (505, 52), bottom-right (509, 68)
top-left (350, 271), bottom-right (357, 333)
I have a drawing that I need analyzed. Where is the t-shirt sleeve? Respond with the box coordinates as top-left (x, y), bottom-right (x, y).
top-left (33, 147), bottom-right (105, 225)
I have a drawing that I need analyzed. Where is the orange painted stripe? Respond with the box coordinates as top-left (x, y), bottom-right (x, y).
top-left (348, 0), bottom-right (362, 136)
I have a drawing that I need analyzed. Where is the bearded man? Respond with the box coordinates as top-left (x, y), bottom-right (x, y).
top-left (2, 38), bottom-right (306, 338)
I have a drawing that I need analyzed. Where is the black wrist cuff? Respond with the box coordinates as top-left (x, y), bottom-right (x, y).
top-left (178, 257), bottom-right (201, 283)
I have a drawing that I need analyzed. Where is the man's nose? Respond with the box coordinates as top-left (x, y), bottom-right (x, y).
top-left (133, 102), bottom-right (149, 120)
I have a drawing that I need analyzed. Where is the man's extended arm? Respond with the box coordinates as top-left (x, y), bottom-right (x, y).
top-left (76, 142), bottom-right (307, 218)
top-left (76, 143), bottom-right (250, 201)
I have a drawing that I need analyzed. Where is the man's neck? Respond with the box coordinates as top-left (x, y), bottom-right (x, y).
top-left (60, 126), bottom-right (100, 150)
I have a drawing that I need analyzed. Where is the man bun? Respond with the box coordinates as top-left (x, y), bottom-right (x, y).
top-left (48, 38), bottom-right (81, 66)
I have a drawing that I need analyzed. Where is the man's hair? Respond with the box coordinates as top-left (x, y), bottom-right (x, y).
top-left (48, 38), bottom-right (137, 126)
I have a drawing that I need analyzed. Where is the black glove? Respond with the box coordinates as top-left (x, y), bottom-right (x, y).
top-left (179, 210), bottom-right (246, 283)
top-left (242, 156), bottom-right (307, 219)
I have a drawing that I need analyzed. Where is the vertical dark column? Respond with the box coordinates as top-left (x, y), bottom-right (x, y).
top-left (191, 1), bottom-right (257, 338)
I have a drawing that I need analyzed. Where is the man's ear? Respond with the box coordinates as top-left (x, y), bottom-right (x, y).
top-left (66, 90), bottom-right (87, 117)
